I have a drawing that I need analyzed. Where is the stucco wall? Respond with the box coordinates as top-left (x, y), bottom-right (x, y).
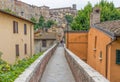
top-left (65, 32), bottom-right (88, 61)
top-left (110, 38), bottom-right (120, 82)
top-left (87, 27), bottom-right (111, 78)
top-left (0, 12), bottom-right (34, 64)
top-left (34, 39), bottom-right (56, 54)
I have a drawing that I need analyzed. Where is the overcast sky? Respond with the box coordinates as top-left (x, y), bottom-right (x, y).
top-left (20, 0), bottom-right (120, 10)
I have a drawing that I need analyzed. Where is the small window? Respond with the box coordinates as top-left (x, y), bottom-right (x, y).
top-left (94, 36), bottom-right (97, 51)
top-left (24, 44), bottom-right (27, 54)
top-left (42, 40), bottom-right (46, 47)
top-left (116, 50), bottom-right (120, 64)
top-left (24, 24), bottom-right (27, 35)
top-left (16, 44), bottom-right (19, 56)
top-left (13, 21), bottom-right (18, 33)
top-left (21, 11), bottom-right (24, 16)
top-left (99, 51), bottom-right (102, 61)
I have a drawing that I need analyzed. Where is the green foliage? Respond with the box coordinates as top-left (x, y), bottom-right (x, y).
top-left (33, 15), bottom-right (45, 30)
top-left (71, 0), bottom-right (120, 31)
top-left (30, 17), bottom-right (37, 23)
top-left (0, 52), bottom-right (43, 82)
top-left (45, 20), bottom-right (55, 28)
top-left (4, 8), bottom-right (16, 15)
top-left (38, 15), bottom-right (45, 28)
top-left (30, 17), bottom-right (38, 30)
top-left (0, 51), bottom-right (3, 58)
top-left (95, 0), bottom-right (120, 22)
top-left (65, 15), bottom-right (73, 24)
top-left (34, 16), bottom-right (56, 30)
top-left (71, 2), bottom-right (92, 30)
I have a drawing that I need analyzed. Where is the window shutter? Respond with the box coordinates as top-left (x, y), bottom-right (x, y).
top-left (42, 40), bottom-right (46, 47)
top-left (13, 21), bottom-right (15, 33)
top-left (24, 44), bottom-right (27, 54)
top-left (116, 50), bottom-right (120, 64)
top-left (24, 24), bottom-right (27, 35)
top-left (17, 22), bottom-right (18, 33)
top-left (16, 44), bottom-right (19, 56)
top-left (13, 21), bottom-right (18, 33)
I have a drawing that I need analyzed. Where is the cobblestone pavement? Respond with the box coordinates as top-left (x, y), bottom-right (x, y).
top-left (40, 45), bottom-right (75, 82)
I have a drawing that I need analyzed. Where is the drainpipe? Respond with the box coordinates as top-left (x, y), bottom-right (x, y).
top-left (106, 37), bottom-right (117, 78)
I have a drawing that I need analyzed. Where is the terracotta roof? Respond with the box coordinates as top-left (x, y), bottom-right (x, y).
top-left (34, 33), bottom-right (56, 40)
top-left (0, 9), bottom-right (34, 24)
top-left (94, 20), bottom-right (120, 38)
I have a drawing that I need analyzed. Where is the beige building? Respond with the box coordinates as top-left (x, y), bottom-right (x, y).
top-left (34, 32), bottom-right (56, 53)
top-left (0, 9), bottom-right (34, 64)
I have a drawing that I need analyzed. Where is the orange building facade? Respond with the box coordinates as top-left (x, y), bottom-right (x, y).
top-left (66, 8), bottom-right (120, 82)
top-left (65, 31), bottom-right (88, 61)
top-left (88, 25), bottom-right (120, 82)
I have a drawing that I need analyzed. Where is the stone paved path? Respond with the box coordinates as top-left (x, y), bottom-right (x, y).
top-left (40, 44), bottom-right (75, 82)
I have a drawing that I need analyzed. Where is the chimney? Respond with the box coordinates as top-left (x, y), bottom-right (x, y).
top-left (72, 4), bottom-right (76, 10)
top-left (90, 7), bottom-right (100, 27)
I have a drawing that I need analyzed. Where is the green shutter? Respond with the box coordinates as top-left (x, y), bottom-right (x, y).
top-left (116, 50), bottom-right (120, 64)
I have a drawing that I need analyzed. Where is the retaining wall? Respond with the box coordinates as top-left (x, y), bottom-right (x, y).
top-left (14, 44), bottom-right (58, 82)
top-left (65, 47), bottom-right (109, 82)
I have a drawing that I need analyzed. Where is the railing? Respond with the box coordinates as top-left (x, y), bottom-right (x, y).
top-left (64, 47), bottom-right (109, 82)
top-left (15, 44), bottom-right (58, 82)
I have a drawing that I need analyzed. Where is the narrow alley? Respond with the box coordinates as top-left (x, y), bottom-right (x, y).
top-left (40, 44), bottom-right (75, 82)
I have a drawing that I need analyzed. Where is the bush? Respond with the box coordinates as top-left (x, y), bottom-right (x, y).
top-left (0, 52), bottom-right (43, 82)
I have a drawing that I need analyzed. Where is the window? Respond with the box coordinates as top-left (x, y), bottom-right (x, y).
top-left (99, 51), bottom-right (102, 61)
top-left (13, 21), bottom-right (18, 33)
top-left (24, 24), bottom-right (27, 35)
top-left (116, 50), bottom-right (120, 64)
top-left (15, 44), bottom-right (19, 56)
top-left (21, 11), bottom-right (24, 16)
top-left (94, 36), bottom-right (97, 51)
top-left (42, 40), bottom-right (46, 47)
top-left (24, 44), bottom-right (27, 54)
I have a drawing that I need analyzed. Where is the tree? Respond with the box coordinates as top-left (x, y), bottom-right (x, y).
top-left (30, 17), bottom-right (37, 23)
top-left (33, 16), bottom-right (45, 30)
top-left (33, 16), bottom-right (56, 30)
top-left (71, 0), bottom-right (120, 31)
top-left (95, 0), bottom-right (120, 22)
top-left (45, 20), bottom-right (55, 28)
top-left (38, 15), bottom-right (45, 29)
top-left (65, 15), bottom-right (73, 25)
top-left (30, 17), bottom-right (38, 30)
top-left (71, 2), bottom-right (92, 30)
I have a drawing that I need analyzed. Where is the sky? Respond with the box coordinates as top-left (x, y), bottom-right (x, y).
top-left (20, 0), bottom-right (120, 10)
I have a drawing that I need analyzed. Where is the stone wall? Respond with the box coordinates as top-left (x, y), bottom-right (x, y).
top-left (34, 39), bottom-right (56, 54)
top-left (64, 47), bottom-right (110, 82)
top-left (0, 0), bottom-right (77, 24)
top-left (14, 44), bottom-right (58, 82)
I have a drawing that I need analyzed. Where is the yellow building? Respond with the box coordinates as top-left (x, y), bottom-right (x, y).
top-left (0, 9), bottom-right (34, 64)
